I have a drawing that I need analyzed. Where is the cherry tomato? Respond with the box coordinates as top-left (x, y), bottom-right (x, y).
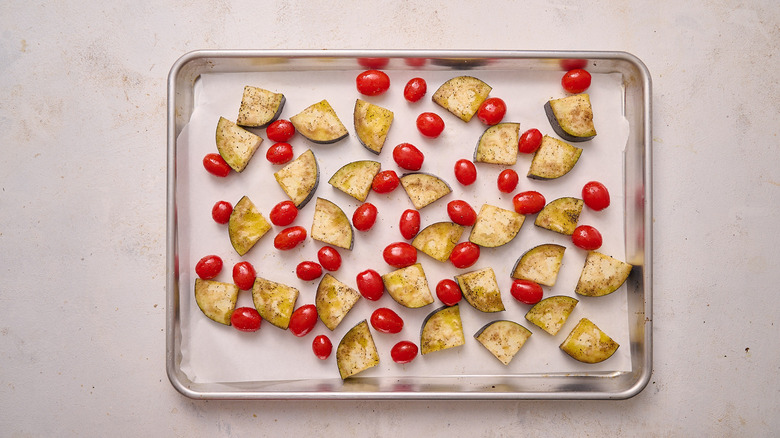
top-left (454, 159), bottom-right (477, 186)
top-left (274, 226), bottom-right (307, 250)
top-left (370, 307), bottom-right (404, 334)
top-left (582, 181), bottom-right (611, 211)
top-left (404, 77), bottom-right (427, 102)
top-left (416, 112), bottom-right (445, 138)
top-left (477, 97), bottom-right (507, 125)
top-left (232, 261), bottom-right (256, 290)
top-left (296, 261), bottom-right (323, 281)
top-left (446, 200), bottom-right (477, 226)
top-left (450, 242), bottom-right (480, 269)
top-left (289, 304), bottom-right (318, 337)
top-left (230, 307), bottom-right (262, 332)
top-left (512, 191), bottom-right (546, 215)
top-left (404, 58), bottom-right (427, 67)
top-left (353, 203), bottom-right (378, 231)
top-left (572, 225), bottom-right (603, 250)
top-left (560, 59), bottom-right (588, 70)
top-left (317, 246), bottom-right (342, 271)
top-left (211, 200), bottom-right (233, 224)
top-left (269, 200), bottom-right (298, 226)
top-left (391, 341), bottom-right (418, 364)
top-left (195, 255), bottom-right (223, 279)
top-left (393, 143), bottom-right (424, 171)
top-left (358, 57), bottom-right (389, 69)
top-left (497, 169), bottom-right (519, 193)
top-left (383, 242), bottom-right (417, 268)
top-left (510, 279), bottom-right (543, 305)
top-left (399, 209), bottom-right (421, 240)
top-left (356, 69), bottom-right (390, 96)
top-left (372, 170), bottom-right (400, 194)
top-left (356, 269), bottom-right (384, 301)
top-left (436, 279), bottom-right (462, 306)
top-left (203, 153), bottom-right (230, 177)
top-left (266, 119), bottom-right (295, 142)
top-left (518, 128), bottom-right (543, 154)
top-left (312, 334), bottom-right (332, 359)
top-left (562, 68), bottom-right (592, 94)
top-left (266, 142), bottom-right (294, 165)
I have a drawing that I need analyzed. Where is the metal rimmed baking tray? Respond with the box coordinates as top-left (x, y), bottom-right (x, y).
top-left (166, 50), bottom-right (652, 400)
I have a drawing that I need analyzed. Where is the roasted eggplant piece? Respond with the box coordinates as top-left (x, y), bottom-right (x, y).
top-left (455, 267), bottom-right (505, 313)
top-left (337, 320), bottom-right (379, 379)
top-left (468, 204), bottom-right (525, 248)
top-left (273, 149), bottom-right (319, 208)
top-left (544, 94), bottom-right (596, 142)
top-left (310, 197), bottom-right (354, 250)
top-left (527, 135), bottom-right (582, 180)
top-left (328, 160), bottom-right (381, 202)
top-left (432, 76), bottom-right (492, 122)
top-left (474, 320), bottom-right (532, 365)
top-left (525, 295), bottom-right (578, 336)
top-left (575, 251), bottom-right (633, 297)
top-left (194, 278), bottom-right (239, 326)
top-left (316, 273), bottom-right (361, 331)
top-left (411, 222), bottom-right (465, 262)
top-left (400, 172), bottom-right (451, 210)
top-left (354, 99), bottom-right (394, 154)
top-left (534, 197), bottom-right (583, 236)
top-left (473, 122), bottom-right (520, 165)
top-left (511, 243), bottom-right (566, 286)
top-left (251, 277), bottom-right (299, 330)
top-left (215, 116), bottom-right (263, 172)
top-left (420, 305), bottom-right (465, 355)
top-left (381, 263), bottom-right (434, 308)
top-left (228, 196), bottom-right (271, 256)
top-left (560, 318), bottom-right (618, 363)
top-left (290, 99), bottom-right (349, 144)
top-left (235, 85), bottom-right (285, 128)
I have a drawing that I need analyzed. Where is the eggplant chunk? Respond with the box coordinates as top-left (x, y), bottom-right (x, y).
top-left (381, 263), bottom-right (434, 308)
top-left (328, 160), bottom-right (381, 202)
top-left (455, 267), bottom-right (505, 313)
top-left (400, 172), bottom-right (451, 210)
top-left (525, 295), bottom-right (579, 336)
top-left (420, 305), bottom-right (466, 355)
top-left (354, 99), bottom-right (394, 154)
top-left (469, 204), bottom-right (525, 248)
top-left (412, 222), bottom-right (465, 262)
top-left (337, 320), bottom-right (379, 379)
top-left (511, 243), bottom-right (566, 286)
top-left (228, 196), bottom-right (272, 256)
top-left (194, 278), bottom-right (239, 326)
top-left (575, 251), bottom-right (633, 297)
top-left (311, 198), bottom-right (354, 250)
top-left (316, 274), bottom-right (361, 331)
top-left (290, 99), bottom-right (349, 144)
top-left (534, 197), bottom-right (583, 236)
top-left (432, 76), bottom-right (492, 122)
top-left (527, 135), bottom-right (583, 180)
top-left (235, 85), bottom-right (285, 128)
top-left (273, 149), bottom-right (320, 208)
top-left (560, 318), bottom-right (618, 363)
top-left (544, 94), bottom-right (597, 142)
top-left (215, 117), bottom-right (264, 172)
top-left (474, 122), bottom-right (520, 165)
top-left (251, 277), bottom-right (299, 330)
top-left (474, 320), bottom-right (532, 365)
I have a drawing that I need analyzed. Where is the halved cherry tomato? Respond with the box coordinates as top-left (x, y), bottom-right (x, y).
top-left (497, 169), bottom-right (519, 193)
top-left (274, 226), bottom-right (307, 250)
top-left (447, 200), bottom-right (477, 226)
top-left (203, 153), bottom-right (230, 177)
top-left (211, 200), bottom-right (233, 224)
top-left (269, 200), bottom-right (298, 226)
top-left (477, 97), bottom-right (507, 125)
top-left (372, 170), bottom-right (400, 193)
top-left (289, 304), bottom-right (318, 337)
top-left (399, 209), bottom-right (421, 240)
top-left (435, 279), bottom-right (462, 306)
top-left (518, 128), bottom-right (543, 154)
top-left (562, 69), bottom-right (592, 94)
top-left (450, 242), bottom-right (480, 269)
top-left (356, 69), bottom-right (390, 96)
top-left (317, 246), bottom-right (342, 271)
top-left (312, 334), bottom-right (332, 359)
top-left (353, 203), bottom-right (378, 231)
top-left (582, 181), bottom-right (610, 211)
top-left (393, 143), bottom-right (424, 171)
top-left (230, 307), bottom-right (262, 332)
top-left (391, 341), bottom-right (418, 364)
top-left (370, 307), bottom-right (404, 334)
top-left (356, 269), bottom-right (384, 301)
top-left (416, 112), bottom-right (445, 138)
top-left (510, 279), bottom-right (543, 305)
top-left (454, 159), bottom-right (477, 186)
top-left (232, 261), bottom-right (256, 290)
top-left (512, 191), bottom-right (546, 215)
top-left (383, 242), bottom-right (417, 268)
top-left (358, 57), bottom-right (389, 69)
top-left (266, 119), bottom-right (295, 142)
top-left (404, 77), bottom-right (427, 102)
top-left (296, 261), bottom-right (323, 281)
top-left (195, 255), bottom-right (222, 279)
top-left (572, 225), bottom-right (603, 250)
top-left (266, 142), bottom-right (293, 165)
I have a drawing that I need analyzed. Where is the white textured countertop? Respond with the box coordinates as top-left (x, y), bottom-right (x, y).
top-left (1, 1), bottom-right (778, 436)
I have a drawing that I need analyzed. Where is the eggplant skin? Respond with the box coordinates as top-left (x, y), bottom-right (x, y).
top-left (544, 94), bottom-right (596, 142)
